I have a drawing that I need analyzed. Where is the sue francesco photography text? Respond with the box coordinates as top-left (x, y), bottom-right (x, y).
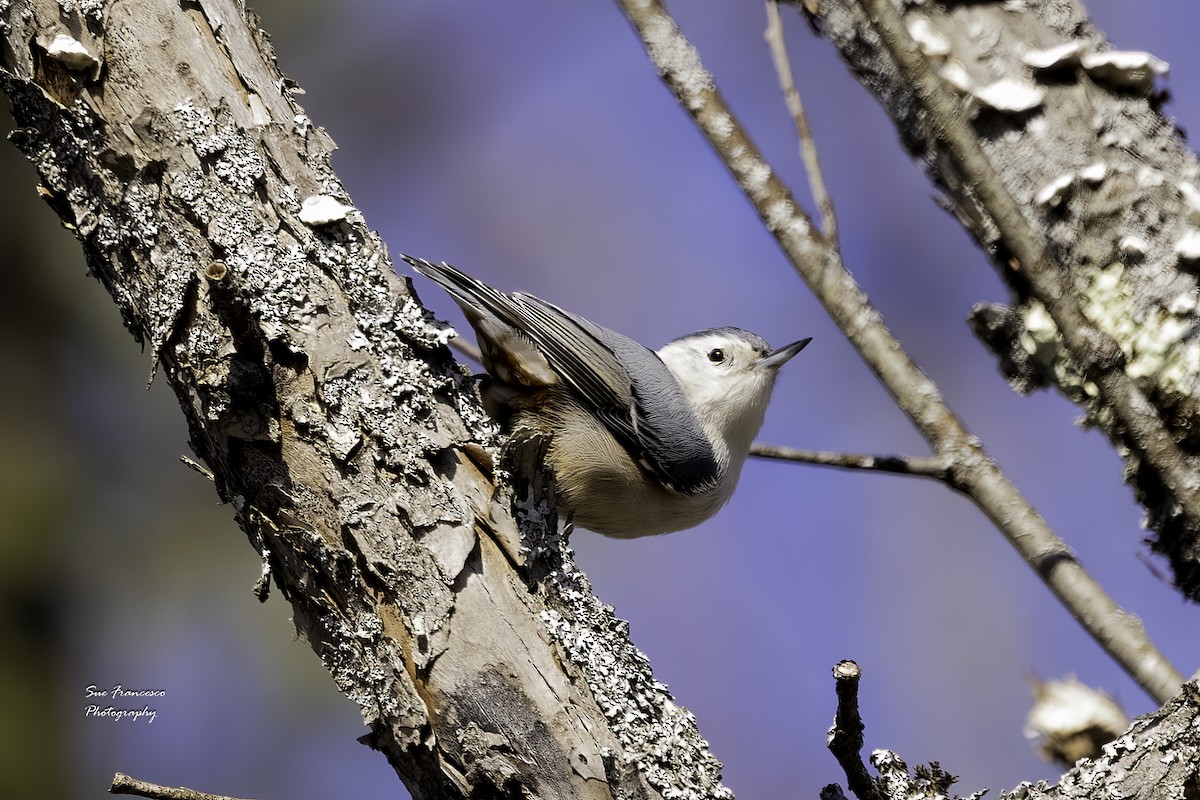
top-left (84, 683), bottom-right (164, 723)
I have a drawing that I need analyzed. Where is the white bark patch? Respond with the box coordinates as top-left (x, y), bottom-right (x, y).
top-left (1082, 51), bottom-right (1169, 93)
top-left (644, 16), bottom-right (712, 112)
top-left (1119, 235), bottom-right (1150, 259)
top-left (906, 16), bottom-right (951, 59)
top-left (44, 33), bottom-right (99, 71)
top-left (1174, 229), bottom-right (1200, 262)
top-left (299, 195), bottom-right (354, 226)
top-left (1078, 163), bottom-right (1108, 185)
top-left (972, 78), bottom-right (1045, 113)
top-left (1035, 173), bottom-right (1075, 208)
top-left (938, 60), bottom-right (973, 93)
top-left (1022, 42), bottom-right (1084, 71)
top-left (1082, 263), bottom-right (1200, 393)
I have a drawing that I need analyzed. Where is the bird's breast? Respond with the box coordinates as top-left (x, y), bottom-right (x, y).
top-left (522, 395), bottom-right (736, 538)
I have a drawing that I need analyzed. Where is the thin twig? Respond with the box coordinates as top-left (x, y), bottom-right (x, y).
top-left (764, 0), bottom-right (838, 243)
top-left (179, 454), bottom-right (215, 482)
top-left (110, 773), bottom-right (253, 800)
top-left (827, 661), bottom-right (882, 800)
top-left (751, 443), bottom-right (951, 479)
top-left (449, 334), bottom-right (483, 366)
top-left (614, 0), bottom-right (1184, 704)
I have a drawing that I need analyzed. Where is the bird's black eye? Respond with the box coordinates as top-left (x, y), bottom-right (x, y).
top-left (707, 348), bottom-right (725, 363)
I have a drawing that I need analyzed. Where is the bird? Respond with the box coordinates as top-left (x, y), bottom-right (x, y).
top-left (405, 256), bottom-right (809, 537)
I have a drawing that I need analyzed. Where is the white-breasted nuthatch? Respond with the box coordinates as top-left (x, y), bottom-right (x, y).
top-left (406, 256), bottom-right (810, 538)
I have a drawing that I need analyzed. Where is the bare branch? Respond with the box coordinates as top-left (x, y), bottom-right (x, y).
top-left (110, 773), bottom-right (252, 800)
top-left (449, 335), bottom-right (483, 368)
top-left (827, 661), bottom-right (882, 800)
top-left (764, 0), bottom-right (838, 242)
top-left (750, 443), bottom-right (951, 479)
top-left (614, 0), bottom-right (1184, 703)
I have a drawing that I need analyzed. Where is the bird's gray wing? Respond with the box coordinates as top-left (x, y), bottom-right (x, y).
top-left (406, 257), bottom-right (718, 493)
top-left (512, 295), bottom-right (721, 495)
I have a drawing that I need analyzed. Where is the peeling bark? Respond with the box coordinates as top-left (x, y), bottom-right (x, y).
top-left (802, 0), bottom-right (1200, 601)
top-left (0, 2), bottom-right (730, 798)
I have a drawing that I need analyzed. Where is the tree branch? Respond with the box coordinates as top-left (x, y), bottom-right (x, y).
top-left (827, 661), bottom-right (881, 800)
top-left (750, 443), bottom-right (951, 479)
top-left (110, 773), bottom-right (251, 800)
top-left (613, 0), bottom-right (1183, 704)
top-left (764, 0), bottom-right (838, 243)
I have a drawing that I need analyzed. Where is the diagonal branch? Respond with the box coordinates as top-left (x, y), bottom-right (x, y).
top-left (110, 773), bottom-right (252, 800)
top-left (614, 0), bottom-right (1183, 704)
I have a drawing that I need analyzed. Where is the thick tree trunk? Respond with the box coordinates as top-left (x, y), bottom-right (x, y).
top-left (802, 0), bottom-right (1200, 602)
top-left (0, 2), bottom-right (729, 798)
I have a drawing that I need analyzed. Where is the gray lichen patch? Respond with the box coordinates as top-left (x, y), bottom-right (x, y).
top-left (541, 555), bottom-right (733, 800)
top-left (57, 0), bottom-right (105, 22)
top-left (1016, 261), bottom-right (1200, 434)
top-left (1080, 263), bottom-right (1200, 398)
top-left (1018, 302), bottom-right (1097, 404)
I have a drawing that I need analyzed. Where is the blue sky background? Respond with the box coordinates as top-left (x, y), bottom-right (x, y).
top-left (1, 2), bottom-right (1198, 799)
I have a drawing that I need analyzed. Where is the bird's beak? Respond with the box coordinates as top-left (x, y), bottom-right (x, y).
top-left (756, 337), bottom-right (811, 369)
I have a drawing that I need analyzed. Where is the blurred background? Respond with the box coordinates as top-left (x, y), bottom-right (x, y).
top-left (2, 1), bottom-right (1198, 798)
